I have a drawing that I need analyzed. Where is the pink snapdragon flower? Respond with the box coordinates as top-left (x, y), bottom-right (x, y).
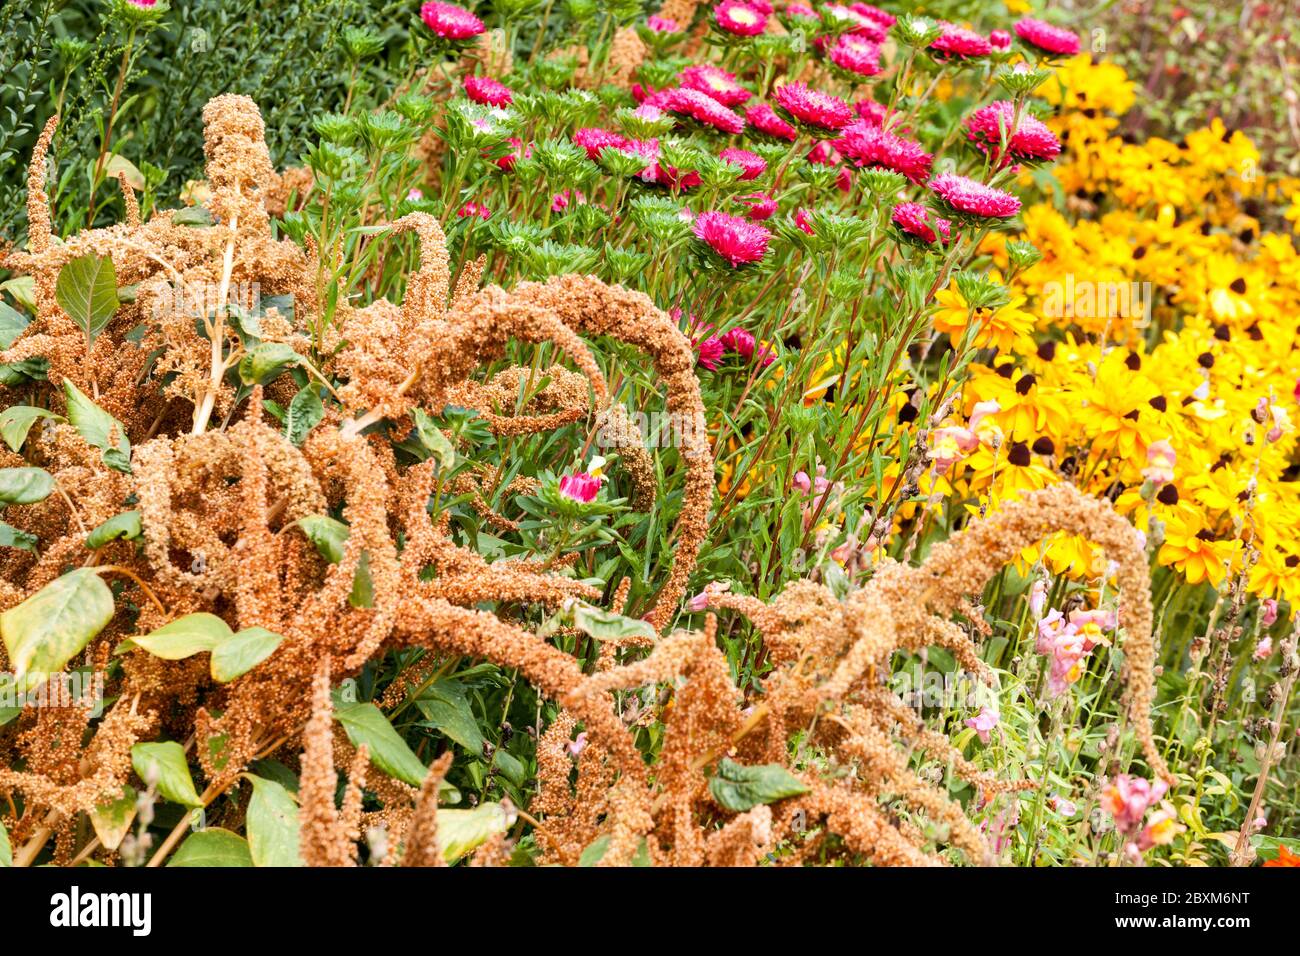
top-left (1101, 774), bottom-right (1168, 834)
top-left (964, 706), bottom-right (999, 744)
top-left (1142, 439), bottom-right (1177, 486)
top-left (559, 472), bottom-right (602, 503)
top-left (1261, 597), bottom-right (1279, 628)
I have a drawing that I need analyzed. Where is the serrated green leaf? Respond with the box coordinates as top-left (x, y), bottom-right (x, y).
top-left (245, 775), bottom-right (302, 866)
top-left (0, 467), bottom-right (53, 506)
top-left (0, 568), bottom-right (114, 690)
top-left (56, 254), bottom-right (120, 342)
top-left (297, 515), bottom-right (349, 564)
top-left (63, 379), bottom-right (131, 473)
top-left (85, 510), bottom-right (142, 549)
top-left (0, 406), bottom-right (63, 453)
top-left (132, 741), bottom-right (204, 808)
top-left (168, 828), bottom-right (253, 867)
top-left (211, 626), bottom-right (283, 682)
top-left (707, 758), bottom-right (808, 812)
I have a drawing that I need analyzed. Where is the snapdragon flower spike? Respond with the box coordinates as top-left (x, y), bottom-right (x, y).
top-left (965, 100), bottom-right (1062, 166)
top-left (929, 172), bottom-right (1021, 220)
top-left (714, 0), bottom-right (769, 36)
top-left (679, 64), bottom-right (752, 107)
top-left (828, 34), bottom-right (883, 78)
top-left (463, 74), bottom-right (513, 107)
top-left (772, 82), bottom-right (855, 134)
top-left (559, 472), bottom-right (602, 503)
top-left (693, 210), bottom-right (772, 267)
top-left (836, 121), bottom-right (933, 183)
top-left (745, 102), bottom-right (798, 142)
top-left (420, 2), bottom-right (485, 40)
top-left (1014, 17), bottom-right (1081, 56)
top-left (719, 147), bottom-right (767, 180)
top-left (928, 22), bottom-right (992, 59)
top-left (663, 87), bottom-right (746, 135)
top-left (891, 201), bottom-right (953, 246)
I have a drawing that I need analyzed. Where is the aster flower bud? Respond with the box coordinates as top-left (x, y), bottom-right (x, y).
top-left (893, 14), bottom-right (942, 48)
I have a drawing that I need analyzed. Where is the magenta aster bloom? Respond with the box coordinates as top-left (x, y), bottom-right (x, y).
top-left (929, 23), bottom-right (992, 59)
top-left (892, 202), bottom-right (952, 244)
top-left (828, 34), bottom-right (882, 77)
top-left (855, 97), bottom-right (888, 126)
top-left (693, 210), bottom-right (772, 266)
top-left (773, 82), bottom-right (854, 132)
top-left (714, 0), bottom-right (768, 36)
top-left (966, 100), bottom-right (1062, 165)
top-left (822, 4), bottom-right (888, 41)
top-left (795, 207), bottom-right (815, 236)
top-left (646, 14), bottom-right (680, 32)
top-left (679, 64), bottom-right (752, 107)
top-left (738, 191), bottom-right (778, 220)
top-left (457, 201), bottom-right (491, 220)
top-left (784, 3), bottom-right (819, 22)
top-left (126, 0), bottom-right (158, 6)
top-left (745, 102), bottom-right (797, 142)
top-left (989, 28), bottom-right (1012, 51)
top-left (573, 127), bottom-right (630, 160)
top-left (463, 74), bottom-right (513, 107)
top-left (836, 121), bottom-right (933, 183)
top-left (1014, 17), bottom-right (1081, 56)
top-left (559, 472), bottom-right (602, 503)
top-left (420, 2), bottom-right (485, 40)
top-left (719, 147), bottom-right (767, 180)
top-left (929, 172), bottom-right (1021, 219)
top-left (496, 137), bottom-right (531, 171)
top-left (850, 2), bottom-right (894, 27)
top-left (664, 87), bottom-right (746, 134)
top-left (695, 335), bottom-right (726, 370)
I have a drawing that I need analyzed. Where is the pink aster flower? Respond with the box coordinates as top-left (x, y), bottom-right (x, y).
top-left (647, 14), bottom-right (680, 33)
top-left (494, 138), bottom-right (530, 171)
top-left (693, 210), bottom-right (772, 266)
top-left (559, 472), bottom-right (602, 503)
top-left (420, 2), bottom-right (485, 40)
top-left (989, 28), bottom-right (1012, 51)
top-left (407, 188), bottom-right (424, 201)
top-left (696, 335), bottom-right (726, 370)
top-left (664, 87), bottom-right (746, 134)
top-left (745, 102), bottom-right (798, 142)
top-left (929, 172), bottom-right (1021, 219)
top-left (719, 147), bottom-right (767, 180)
top-left (890, 202), bottom-right (953, 245)
top-left (738, 190), bottom-right (778, 220)
top-left (463, 74), bottom-right (513, 107)
top-left (720, 327), bottom-right (773, 365)
top-left (794, 207), bottom-right (816, 235)
top-left (573, 127), bottom-right (629, 160)
top-left (714, 0), bottom-right (768, 36)
top-left (828, 33), bottom-right (883, 77)
top-left (822, 4), bottom-right (888, 41)
top-left (964, 706), bottom-right (999, 744)
top-left (966, 100), bottom-right (1062, 166)
top-left (855, 97), bottom-right (888, 126)
top-left (850, 2), bottom-right (894, 27)
top-left (1015, 17), bottom-right (1081, 56)
top-left (838, 121), bottom-right (933, 183)
top-left (679, 64), bottom-right (752, 107)
top-left (551, 189), bottom-right (586, 212)
top-left (457, 201), bottom-right (490, 219)
top-left (929, 22), bottom-right (992, 59)
top-left (773, 82), bottom-right (855, 132)
top-left (785, 4), bottom-right (819, 22)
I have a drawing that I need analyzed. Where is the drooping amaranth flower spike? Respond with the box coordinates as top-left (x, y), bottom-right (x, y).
top-left (420, 2), bottom-right (486, 40)
top-left (679, 64), bottom-right (752, 107)
top-left (1014, 17), bottom-right (1081, 56)
top-left (837, 121), bottom-right (933, 183)
top-left (463, 74), bottom-right (514, 107)
top-left (714, 0), bottom-right (769, 36)
top-left (929, 172), bottom-right (1021, 219)
top-left (929, 22), bottom-right (993, 59)
top-left (965, 100), bottom-right (1062, 165)
top-left (773, 82), bottom-right (855, 133)
top-left (693, 210), bottom-right (772, 267)
top-left (664, 87), bottom-right (746, 134)
top-left (559, 472), bottom-right (602, 503)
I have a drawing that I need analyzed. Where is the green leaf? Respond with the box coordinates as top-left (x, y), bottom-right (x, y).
top-left (284, 386), bottom-right (324, 446)
top-left (245, 775), bottom-right (302, 867)
top-left (0, 467), bottom-right (53, 506)
top-left (85, 510), bottom-right (142, 549)
top-left (297, 515), bottom-right (349, 564)
top-left (578, 834), bottom-right (610, 866)
top-left (131, 741), bottom-right (204, 808)
top-left (103, 153), bottom-right (145, 191)
top-left (0, 406), bottom-right (63, 453)
top-left (172, 205), bottom-right (213, 227)
top-left (63, 379), bottom-right (131, 473)
top-left (211, 627), bottom-right (283, 682)
top-left (707, 758), bottom-right (809, 812)
top-left (571, 602), bottom-right (656, 643)
top-left (0, 819), bottom-right (10, 866)
top-left (0, 300), bottom-right (29, 349)
top-left (349, 550), bottom-right (374, 608)
top-left (0, 568), bottom-right (114, 690)
top-left (132, 612), bottom-right (232, 660)
top-left (238, 342), bottom-right (301, 386)
top-left (0, 520), bottom-right (37, 552)
top-left (0, 358), bottom-right (48, 386)
top-left (55, 254), bottom-right (120, 343)
top-left (414, 680), bottom-right (484, 752)
top-left (334, 700), bottom-right (429, 787)
top-left (88, 785), bottom-right (137, 852)
top-left (411, 408), bottom-right (456, 469)
top-left (437, 803), bottom-right (512, 863)
top-left (0, 276), bottom-right (37, 314)
top-left (167, 828), bottom-right (253, 867)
